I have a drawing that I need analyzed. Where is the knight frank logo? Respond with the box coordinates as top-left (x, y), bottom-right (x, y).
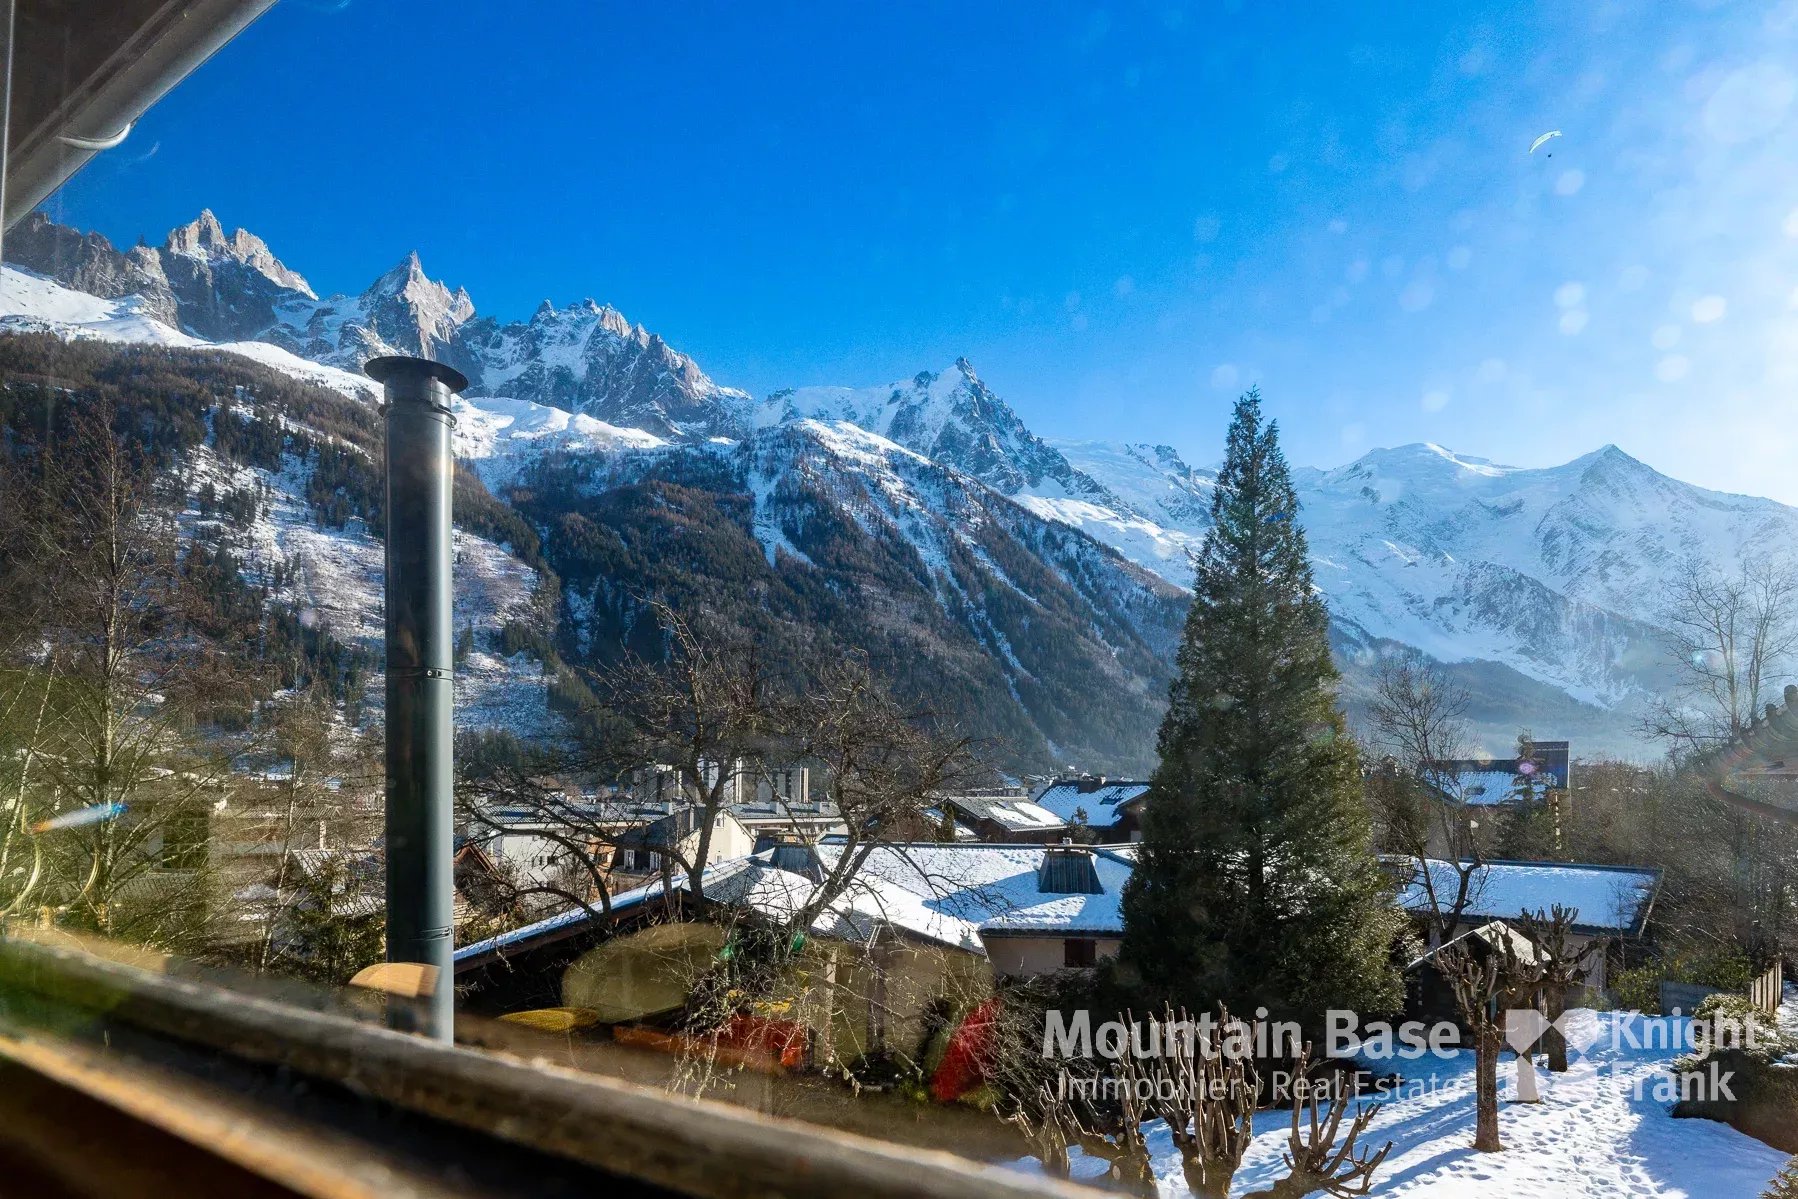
top-left (1504, 1008), bottom-right (1743, 1102)
top-left (1503, 1008), bottom-right (1587, 1100)
top-left (1504, 1008), bottom-right (1580, 1058)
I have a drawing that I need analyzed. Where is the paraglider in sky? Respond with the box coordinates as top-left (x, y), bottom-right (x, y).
top-left (1529, 129), bottom-right (1562, 157)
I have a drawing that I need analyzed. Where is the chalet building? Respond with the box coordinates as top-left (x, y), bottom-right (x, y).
top-left (1392, 856), bottom-right (1660, 996)
top-left (1031, 777), bottom-right (1150, 840)
top-left (476, 798), bottom-right (755, 901)
top-left (608, 806), bottom-right (756, 888)
top-left (1423, 739), bottom-right (1572, 806)
top-left (934, 792), bottom-right (1068, 842)
top-left (455, 840), bottom-right (1131, 1064)
top-left (975, 843), bottom-right (1129, 973)
top-left (1404, 919), bottom-right (1543, 1025)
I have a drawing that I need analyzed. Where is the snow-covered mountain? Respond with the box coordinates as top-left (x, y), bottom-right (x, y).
top-left (9, 208), bottom-right (1794, 757)
top-left (5, 210), bottom-right (751, 439)
top-left (513, 415), bottom-right (1185, 766)
top-left (757, 359), bottom-right (1097, 497)
top-left (0, 216), bottom-right (1186, 767)
top-left (1058, 435), bottom-right (1798, 720)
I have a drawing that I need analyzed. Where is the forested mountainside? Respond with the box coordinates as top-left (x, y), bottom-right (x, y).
top-left (513, 419), bottom-right (1183, 767)
top-left (0, 332), bottom-right (1181, 771)
top-left (0, 334), bottom-right (553, 735)
top-left (12, 208), bottom-right (1798, 757)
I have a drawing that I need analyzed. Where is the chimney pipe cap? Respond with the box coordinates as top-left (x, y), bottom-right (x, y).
top-left (366, 355), bottom-right (469, 395)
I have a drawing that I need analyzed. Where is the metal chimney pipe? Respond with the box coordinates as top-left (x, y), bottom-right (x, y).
top-left (366, 355), bottom-right (466, 1041)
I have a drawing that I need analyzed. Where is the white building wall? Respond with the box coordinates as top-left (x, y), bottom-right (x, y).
top-left (985, 935), bottom-right (1122, 977)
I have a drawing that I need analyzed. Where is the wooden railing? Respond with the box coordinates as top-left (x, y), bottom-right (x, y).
top-left (0, 929), bottom-right (1090, 1199)
top-left (1748, 957), bottom-right (1784, 1016)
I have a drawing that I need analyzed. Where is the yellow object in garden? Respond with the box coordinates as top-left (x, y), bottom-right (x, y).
top-left (496, 1007), bottom-right (603, 1034)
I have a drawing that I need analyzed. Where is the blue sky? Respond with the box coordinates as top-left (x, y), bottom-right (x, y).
top-left (42, 1), bottom-right (1798, 502)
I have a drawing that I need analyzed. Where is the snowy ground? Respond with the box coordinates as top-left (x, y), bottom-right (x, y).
top-left (1013, 1009), bottom-right (1791, 1198)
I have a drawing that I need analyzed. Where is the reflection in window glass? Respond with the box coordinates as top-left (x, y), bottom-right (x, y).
top-left (2, 2), bottom-right (1797, 1197)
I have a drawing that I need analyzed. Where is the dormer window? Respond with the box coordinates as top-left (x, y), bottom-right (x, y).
top-left (1036, 844), bottom-right (1102, 894)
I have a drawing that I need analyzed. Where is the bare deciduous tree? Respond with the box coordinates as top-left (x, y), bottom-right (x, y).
top-left (1518, 905), bottom-right (1604, 1073)
top-left (461, 601), bottom-right (978, 966)
top-left (1140, 1005), bottom-right (1258, 1199)
top-left (1247, 1043), bottom-right (1392, 1199)
top-left (238, 688), bottom-right (382, 976)
top-left (1438, 934), bottom-right (1537, 1151)
top-left (0, 400), bottom-right (255, 948)
top-left (1643, 555), bottom-right (1798, 756)
top-left (782, 656), bottom-right (979, 932)
top-left (1366, 651), bottom-right (1483, 945)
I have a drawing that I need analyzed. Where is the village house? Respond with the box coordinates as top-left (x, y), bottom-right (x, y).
top-left (1423, 739), bottom-right (1572, 807)
top-left (729, 796), bottom-right (847, 848)
top-left (1031, 776), bottom-right (1150, 840)
top-left (1403, 919), bottom-right (1545, 1025)
top-left (1393, 856), bottom-right (1661, 996)
top-left (820, 840), bottom-right (1131, 975)
top-left (475, 796), bottom-right (758, 902)
top-left (630, 761), bottom-right (847, 848)
top-left (454, 840), bottom-right (1130, 1067)
top-left (933, 791), bottom-right (1069, 843)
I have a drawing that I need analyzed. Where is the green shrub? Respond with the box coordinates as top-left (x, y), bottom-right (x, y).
top-left (1606, 946), bottom-right (1761, 1015)
top-left (1610, 963), bottom-right (1661, 1013)
top-left (1764, 1157), bottom-right (1798, 1199)
top-left (1690, 993), bottom-right (1789, 1060)
top-left (1675, 993), bottom-right (1798, 1153)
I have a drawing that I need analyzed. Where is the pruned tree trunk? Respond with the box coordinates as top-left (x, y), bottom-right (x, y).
top-left (1439, 943), bottom-right (1528, 1153)
top-left (1543, 986), bottom-right (1570, 1073)
top-left (1519, 904), bottom-right (1604, 1075)
top-left (1474, 1027), bottom-right (1503, 1150)
top-left (1141, 1005), bottom-right (1257, 1199)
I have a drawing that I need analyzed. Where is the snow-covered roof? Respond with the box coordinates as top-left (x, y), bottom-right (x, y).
top-left (1425, 749), bottom-right (1570, 805)
top-left (1397, 858), bottom-right (1660, 936)
top-left (1407, 919), bottom-right (1540, 970)
top-left (1033, 780), bottom-right (1150, 824)
top-left (1450, 769), bottom-right (1527, 805)
top-left (941, 793), bottom-right (1067, 832)
top-left (456, 840), bottom-right (1137, 970)
top-left (455, 848), bottom-right (990, 970)
top-left (815, 841), bottom-right (1132, 937)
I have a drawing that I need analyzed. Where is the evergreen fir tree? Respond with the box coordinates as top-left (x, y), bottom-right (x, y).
top-left (1118, 389), bottom-right (1403, 1029)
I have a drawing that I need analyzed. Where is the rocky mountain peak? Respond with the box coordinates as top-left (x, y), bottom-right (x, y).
top-left (365, 251), bottom-right (451, 301)
top-left (163, 209), bottom-right (228, 255)
top-left (162, 210), bottom-right (315, 300)
top-left (357, 252), bottom-right (475, 360)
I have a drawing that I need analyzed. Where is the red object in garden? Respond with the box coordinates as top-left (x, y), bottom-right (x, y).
top-left (931, 996), bottom-right (1002, 1102)
top-left (719, 1012), bottom-right (809, 1071)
